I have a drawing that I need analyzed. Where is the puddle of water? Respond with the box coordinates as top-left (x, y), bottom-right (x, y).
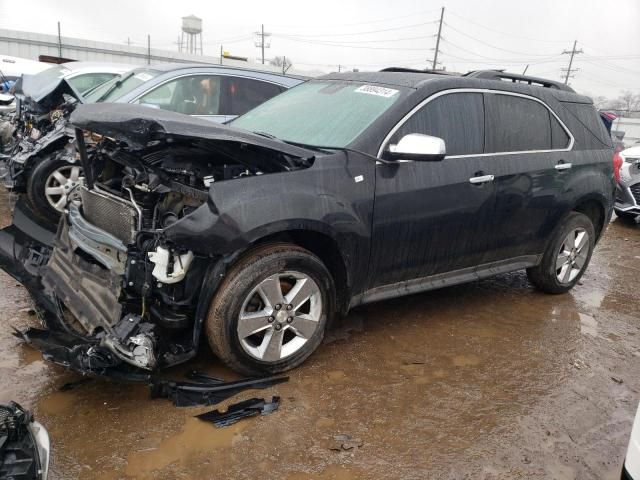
top-left (39, 391), bottom-right (76, 415)
top-left (124, 417), bottom-right (245, 478)
top-left (579, 313), bottom-right (598, 337)
top-left (287, 464), bottom-right (362, 480)
top-left (452, 354), bottom-right (481, 367)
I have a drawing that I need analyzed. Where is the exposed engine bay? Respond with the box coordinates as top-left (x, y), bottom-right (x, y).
top-left (36, 103), bottom-right (315, 373)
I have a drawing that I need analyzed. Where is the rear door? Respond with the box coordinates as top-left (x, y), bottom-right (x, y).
top-left (482, 92), bottom-right (573, 261)
top-left (368, 91), bottom-right (499, 288)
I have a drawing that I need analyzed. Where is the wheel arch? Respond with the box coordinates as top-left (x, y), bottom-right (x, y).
top-left (571, 194), bottom-right (609, 242)
top-left (232, 228), bottom-right (351, 317)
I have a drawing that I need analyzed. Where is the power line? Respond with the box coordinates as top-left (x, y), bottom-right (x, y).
top-left (272, 8), bottom-right (442, 29)
top-left (446, 10), bottom-right (571, 44)
top-left (444, 22), bottom-right (558, 57)
top-left (272, 35), bottom-right (433, 51)
top-left (275, 33), bottom-right (437, 44)
top-left (274, 20), bottom-right (439, 38)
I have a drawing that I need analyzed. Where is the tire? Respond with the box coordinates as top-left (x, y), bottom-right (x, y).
top-left (527, 212), bottom-right (595, 294)
top-left (26, 153), bottom-right (83, 225)
top-left (206, 243), bottom-right (335, 375)
top-left (615, 209), bottom-right (638, 223)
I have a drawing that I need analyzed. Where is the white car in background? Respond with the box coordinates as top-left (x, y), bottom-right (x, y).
top-left (623, 403), bottom-right (640, 479)
top-left (614, 145), bottom-right (640, 222)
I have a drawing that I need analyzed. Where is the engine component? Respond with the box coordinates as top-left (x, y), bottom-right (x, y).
top-left (104, 332), bottom-right (156, 370)
top-left (148, 246), bottom-right (194, 284)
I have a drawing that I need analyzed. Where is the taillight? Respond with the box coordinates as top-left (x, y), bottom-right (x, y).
top-left (613, 150), bottom-right (623, 182)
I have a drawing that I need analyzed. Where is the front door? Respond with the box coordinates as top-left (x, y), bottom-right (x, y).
top-left (367, 91), bottom-right (499, 288)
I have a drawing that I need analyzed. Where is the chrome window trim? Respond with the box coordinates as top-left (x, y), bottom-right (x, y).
top-left (376, 88), bottom-right (575, 159)
top-left (131, 72), bottom-right (285, 105)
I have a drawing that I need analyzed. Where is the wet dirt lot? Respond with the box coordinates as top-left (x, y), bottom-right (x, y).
top-left (0, 189), bottom-right (639, 480)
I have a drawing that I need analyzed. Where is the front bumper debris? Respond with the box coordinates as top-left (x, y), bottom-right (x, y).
top-left (0, 401), bottom-right (50, 480)
top-left (196, 396), bottom-right (281, 427)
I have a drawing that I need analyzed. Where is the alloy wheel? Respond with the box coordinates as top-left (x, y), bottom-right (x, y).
top-left (237, 271), bottom-right (323, 362)
top-left (44, 165), bottom-right (84, 212)
top-left (555, 227), bottom-right (589, 284)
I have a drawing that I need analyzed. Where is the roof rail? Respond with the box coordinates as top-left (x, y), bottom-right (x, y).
top-left (465, 70), bottom-right (575, 92)
top-left (379, 67), bottom-right (455, 76)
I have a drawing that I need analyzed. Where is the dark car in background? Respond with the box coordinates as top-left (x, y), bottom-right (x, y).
top-left (3, 64), bottom-right (304, 223)
top-left (0, 69), bottom-right (614, 376)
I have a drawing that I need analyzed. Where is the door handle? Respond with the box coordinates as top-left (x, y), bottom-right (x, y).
top-left (555, 162), bottom-right (572, 171)
top-left (469, 174), bottom-right (495, 184)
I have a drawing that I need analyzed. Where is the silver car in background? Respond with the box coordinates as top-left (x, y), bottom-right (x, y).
top-left (615, 145), bottom-right (640, 222)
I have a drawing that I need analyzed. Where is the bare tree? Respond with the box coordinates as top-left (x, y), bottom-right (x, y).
top-left (617, 90), bottom-right (640, 115)
top-left (269, 56), bottom-right (293, 73)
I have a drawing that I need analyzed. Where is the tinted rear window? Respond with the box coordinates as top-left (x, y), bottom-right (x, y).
top-left (485, 94), bottom-right (551, 153)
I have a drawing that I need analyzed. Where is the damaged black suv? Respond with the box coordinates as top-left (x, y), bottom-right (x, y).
top-left (1, 70), bottom-right (615, 376)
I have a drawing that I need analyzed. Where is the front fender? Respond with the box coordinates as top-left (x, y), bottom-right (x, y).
top-left (164, 152), bottom-right (376, 294)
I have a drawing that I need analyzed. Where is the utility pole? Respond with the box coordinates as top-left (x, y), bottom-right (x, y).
top-left (261, 24), bottom-right (265, 64)
top-left (282, 56), bottom-right (286, 74)
top-left (561, 40), bottom-right (583, 85)
top-left (432, 7), bottom-right (444, 70)
top-left (254, 25), bottom-right (270, 64)
top-left (57, 21), bottom-right (62, 59)
top-left (220, 45), bottom-right (223, 65)
top-left (147, 34), bottom-right (151, 65)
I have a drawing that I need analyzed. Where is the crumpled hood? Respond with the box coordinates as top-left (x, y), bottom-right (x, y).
top-left (70, 103), bottom-right (315, 158)
top-left (13, 74), bottom-right (83, 110)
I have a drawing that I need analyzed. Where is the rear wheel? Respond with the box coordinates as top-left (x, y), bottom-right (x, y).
top-left (206, 243), bottom-right (335, 375)
top-left (527, 212), bottom-right (595, 294)
top-left (26, 154), bottom-right (83, 225)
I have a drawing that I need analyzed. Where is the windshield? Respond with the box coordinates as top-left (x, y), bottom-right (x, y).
top-left (230, 80), bottom-right (407, 148)
top-left (35, 65), bottom-right (73, 81)
top-left (83, 68), bottom-right (161, 103)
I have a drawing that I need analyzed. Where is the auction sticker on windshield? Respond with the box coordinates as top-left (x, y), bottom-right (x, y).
top-left (354, 85), bottom-right (399, 98)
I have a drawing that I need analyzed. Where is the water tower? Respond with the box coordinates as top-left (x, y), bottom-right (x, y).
top-left (181, 15), bottom-right (203, 55)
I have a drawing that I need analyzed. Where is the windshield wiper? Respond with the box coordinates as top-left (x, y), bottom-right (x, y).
top-left (253, 131), bottom-right (279, 140)
top-left (95, 71), bottom-right (134, 102)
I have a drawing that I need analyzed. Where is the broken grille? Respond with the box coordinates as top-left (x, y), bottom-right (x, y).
top-left (630, 183), bottom-right (640, 205)
top-left (80, 186), bottom-right (138, 245)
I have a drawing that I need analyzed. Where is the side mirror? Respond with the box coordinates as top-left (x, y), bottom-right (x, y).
top-left (386, 133), bottom-right (446, 162)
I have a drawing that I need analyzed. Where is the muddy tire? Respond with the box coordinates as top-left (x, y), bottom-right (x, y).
top-left (26, 154), bottom-right (83, 226)
top-left (206, 243), bottom-right (335, 376)
top-left (527, 212), bottom-right (595, 294)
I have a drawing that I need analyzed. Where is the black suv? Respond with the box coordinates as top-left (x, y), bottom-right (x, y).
top-left (0, 69), bottom-right (615, 376)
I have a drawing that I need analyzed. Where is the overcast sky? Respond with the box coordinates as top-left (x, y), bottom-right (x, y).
top-left (0, 0), bottom-right (638, 99)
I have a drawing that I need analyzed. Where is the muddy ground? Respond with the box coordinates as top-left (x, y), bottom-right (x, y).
top-left (0, 189), bottom-right (638, 480)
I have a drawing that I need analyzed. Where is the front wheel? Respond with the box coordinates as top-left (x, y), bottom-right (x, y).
top-left (206, 243), bottom-right (335, 375)
top-left (26, 154), bottom-right (84, 225)
top-left (527, 212), bottom-right (595, 294)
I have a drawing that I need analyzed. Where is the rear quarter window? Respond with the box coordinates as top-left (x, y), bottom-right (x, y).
top-left (561, 102), bottom-right (612, 150)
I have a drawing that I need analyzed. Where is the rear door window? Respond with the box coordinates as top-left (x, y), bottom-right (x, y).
top-left (390, 92), bottom-right (485, 156)
top-left (485, 94), bottom-right (552, 153)
top-left (221, 77), bottom-right (284, 116)
top-left (136, 75), bottom-right (222, 115)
